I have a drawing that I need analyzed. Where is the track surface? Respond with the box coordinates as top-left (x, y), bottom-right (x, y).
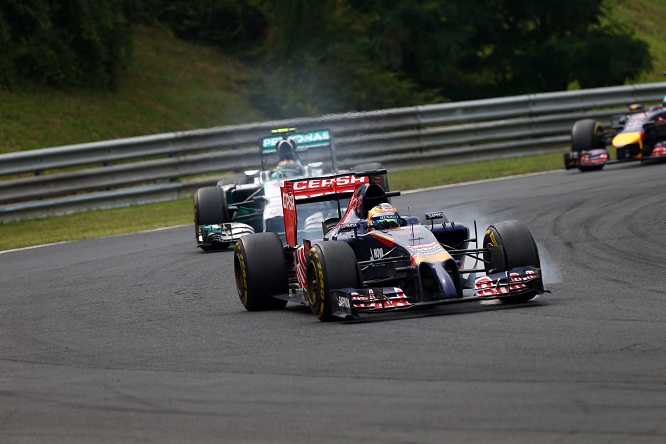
top-left (1, 163), bottom-right (665, 443)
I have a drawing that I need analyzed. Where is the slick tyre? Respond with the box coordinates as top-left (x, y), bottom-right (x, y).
top-left (194, 187), bottom-right (228, 226)
top-left (306, 241), bottom-right (361, 322)
top-left (234, 232), bottom-right (288, 311)
top-left (483, 220), bottom-right (541, 303)
top-left (194, 187), bottom-right (230, 250)
top-left (571, 119), bottom-right (604, 152)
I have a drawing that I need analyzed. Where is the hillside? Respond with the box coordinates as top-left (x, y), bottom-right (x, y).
top-left (0, 0), bottom-right (665, 155)
top-left (606, 0), bottom-right (666, 83)
top-left (0, 26), bottom-right (263, 154)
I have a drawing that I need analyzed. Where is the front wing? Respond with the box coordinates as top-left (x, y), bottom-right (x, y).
top-left (564, 149), bottom-right (608, 170)
top-left (329, 267), bottom-right (544, 319)
top-left (197, 222), bottom-right (254, 249)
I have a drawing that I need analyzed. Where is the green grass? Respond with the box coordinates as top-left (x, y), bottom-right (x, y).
top-left (389, 152), bottom-right (564, 191)
top-left (606, 0), bottom-right (666, 83)
top-left (0, 152), bottom-right (565, 251)
top-left (0, 198), bottom-right (194, 251)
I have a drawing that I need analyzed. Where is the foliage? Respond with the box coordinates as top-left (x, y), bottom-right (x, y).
top-left (0, 0), bottom-right (656, 113)
top-left (142, 0), bottom-right (266, 52)
top-left (0, 26), bottom-right (263, 153)
top-left (245, 0), bottom-right (653, 114)
top-left (0, 0), bottom-right (133, 91)
top-left (450, 0), bottom-right (652, 97)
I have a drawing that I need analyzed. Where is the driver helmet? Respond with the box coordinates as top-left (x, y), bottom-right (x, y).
top-left (662, 95), bottom-right (666, 108)
top-left (367, 203), bottom-right (401, 230)
top-left (276, 139), bottom-right (297, 161)
top-left (271, 159), bottom-right (303, 179)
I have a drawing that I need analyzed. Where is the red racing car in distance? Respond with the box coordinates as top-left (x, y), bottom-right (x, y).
top-left (564, 103), bottom-right (666, 171)
top-left (233, 169), bottom-right (545, 321)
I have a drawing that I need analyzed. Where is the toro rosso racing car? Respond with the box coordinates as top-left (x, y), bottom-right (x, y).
top-left (194, 128), bottom-right (336, 251)
top-left (233, 169), bottom-right (545, 321)
top-left (564, 102), bottom-right (666, 171)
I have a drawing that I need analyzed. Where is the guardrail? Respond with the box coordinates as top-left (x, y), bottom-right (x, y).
top-left (2, 82), bottom-right (665, 221)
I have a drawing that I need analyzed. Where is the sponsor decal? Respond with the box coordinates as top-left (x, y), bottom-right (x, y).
top-left (581, 152), bottom-right (607, 165)
top-left (337, 296), bottom-right (351, 308)
top-left (293, 175), bottom-right (367, 191)
top-left (236, 250), bottom-right (249, 306)
top-left (652, 146), bottom-right (666, 157)
top-left (370, 248), bottom-right (384, 260)
top-left (262, 130), bottom-right (331, 150)
top-left (296, 246), bottom-right (308, 288)
top-left (474, 270), bottom-right (537, 297)
top-left (425, 211), bottom-right (444, 220)
top-left (349, 288), bottom-right (411, 309)
top-left (407, 241), bottom-right (444, 257)
top-left (410, 241), bottom-right (439, 250)
top-left (486, 230), bottom-right (498, 247)
top-left (340, 222), bottom-right (359, 230)
top-left (282, 193), bottom-right (296, 210)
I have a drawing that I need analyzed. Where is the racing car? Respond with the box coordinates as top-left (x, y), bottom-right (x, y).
top-left (233, 169), bottom-right (545, 321)
top-left (194, 128), bottom-right (336, 251)
top-left (564, 102), bottom-right (666, 171)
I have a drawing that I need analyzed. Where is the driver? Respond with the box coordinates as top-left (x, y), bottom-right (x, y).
top-left (271, 159), bottom-right (304, 179)
top-left (367, 203), bottom-right (402, 230)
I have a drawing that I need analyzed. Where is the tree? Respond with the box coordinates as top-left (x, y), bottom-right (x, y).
top-left (0, 0), bottom-right (133, 90)
top-left (444, 0), bottom-right (652, 98)
top-left (147, 0), bottom-right (266, 52)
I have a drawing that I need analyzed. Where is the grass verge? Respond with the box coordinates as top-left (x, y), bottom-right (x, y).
top-left (0, 151), bottom-right (565, 251)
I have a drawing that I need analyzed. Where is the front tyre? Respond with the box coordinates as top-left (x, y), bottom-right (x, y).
top-left (194, 187), bottom-right (228, 226)
top-left (306, 241), bottom-right (361, 322)
top-left (571, 119), bottom-right (606, 172)
top-left (483, 220), bottom-right (541, 303)
top-left (571, 119), bottom-right (604, 152)
top-left (234, 233), bottom-right (288, 311)
top-left (194, 187), bottom-right (231, 249)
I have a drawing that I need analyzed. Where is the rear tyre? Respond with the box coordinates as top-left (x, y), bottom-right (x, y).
top-left (483, 220), bottom-right (541, 303)
top-left (306, 241), bottom-right (361, 321)
top-left (234, 233), bottom-right (288, 311)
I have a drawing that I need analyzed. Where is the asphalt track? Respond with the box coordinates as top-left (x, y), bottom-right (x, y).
top-left (1, 163), bottom-right (665, 443)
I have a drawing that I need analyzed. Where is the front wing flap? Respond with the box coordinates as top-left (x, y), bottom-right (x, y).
top-left (329, 267), bottom-right (544, 319)
top-left (330, 287), bottom-right (412, 318)
top-left (564, 149), bottom-right (608, 169)
top-left (473, 267), bottom-right (544, 298)
top-left (198, 222), bottom-right (255, 247)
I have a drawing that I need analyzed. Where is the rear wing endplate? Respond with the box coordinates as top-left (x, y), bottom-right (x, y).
top-left (281, 172), bottom-right (383, 246)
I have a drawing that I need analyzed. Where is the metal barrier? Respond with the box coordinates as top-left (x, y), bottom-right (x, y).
top-left (1, 82), bottom-right (665, 221)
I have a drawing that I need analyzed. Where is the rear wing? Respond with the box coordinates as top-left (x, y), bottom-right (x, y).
top-left (260, 128), bottom-right (338, 172)
top-left (281, 172), bottom-right (379, 246)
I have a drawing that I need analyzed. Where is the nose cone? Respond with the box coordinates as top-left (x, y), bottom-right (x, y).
top-left (612, 131), bottom-right (641, 148)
